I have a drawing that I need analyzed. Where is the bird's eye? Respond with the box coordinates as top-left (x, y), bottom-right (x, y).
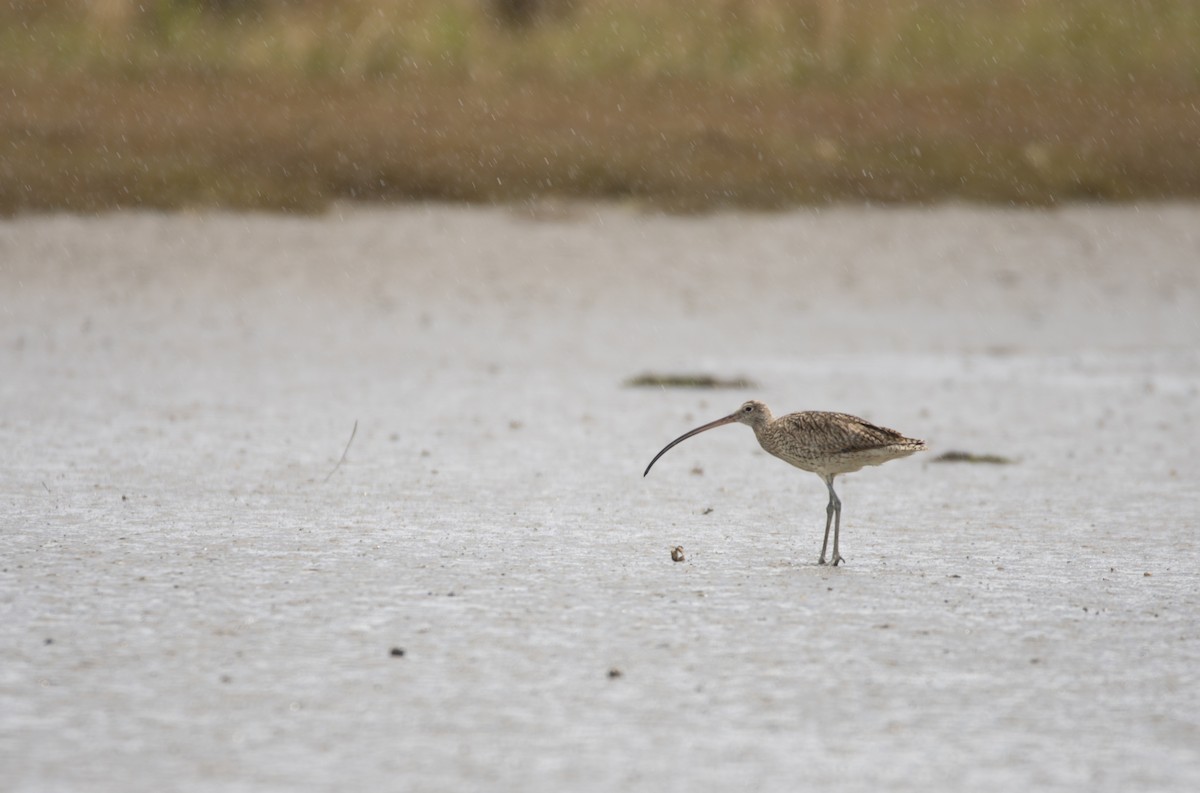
top-left (743, 405), bottom-right (753, 412)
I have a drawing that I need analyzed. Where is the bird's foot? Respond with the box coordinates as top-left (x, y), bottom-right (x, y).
top-left (830, 553), bottom-right (845, 567)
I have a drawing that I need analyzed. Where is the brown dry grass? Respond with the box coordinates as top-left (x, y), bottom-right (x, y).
top-left (3, 72), bottom-right (1198, 214)
top-left (3, 1), bottom-right (1200, 212)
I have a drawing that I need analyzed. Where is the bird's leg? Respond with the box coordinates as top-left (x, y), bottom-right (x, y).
top-left (819, 476), bottom-right (836, 565)
top-left (829, 478), bottom-right (845, 566)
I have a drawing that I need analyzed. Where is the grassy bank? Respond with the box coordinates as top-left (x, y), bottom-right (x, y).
top-left (2, 1), bottom-right (1199, 213)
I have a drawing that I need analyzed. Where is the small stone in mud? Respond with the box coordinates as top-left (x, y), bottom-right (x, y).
top-left (608, 667), bottom-right (623, 679)
top-left (671, 546), bottom-right (685, 562)
top-left (390, 647), bottom-right (406, 658)
top-left (701, 507), bottom-right (713, 515)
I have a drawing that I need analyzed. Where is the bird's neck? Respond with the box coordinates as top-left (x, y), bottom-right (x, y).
top-left (749, 417), bottom-right (773, 438)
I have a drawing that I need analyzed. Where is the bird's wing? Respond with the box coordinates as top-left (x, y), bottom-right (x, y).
top-left (777, 411), bottom-right (916, 455)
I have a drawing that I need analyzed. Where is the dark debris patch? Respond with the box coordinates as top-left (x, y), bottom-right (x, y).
top-left (624, 373), bottom-right (758, 389)
top-left (931, 450), bottom-right (1015, 465)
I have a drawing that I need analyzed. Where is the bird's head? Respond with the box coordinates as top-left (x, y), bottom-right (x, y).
top-left (643, 399), bottom-right (773, 476)
top-left (733, 400), bottom-right (772, 427)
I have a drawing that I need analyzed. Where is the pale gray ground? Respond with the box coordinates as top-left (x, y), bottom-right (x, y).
top-left (1, 204), bottom-right (1198, 792)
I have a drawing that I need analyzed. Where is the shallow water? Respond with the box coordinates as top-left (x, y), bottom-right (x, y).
top-left (2, 204), bottom-right (1198, 792)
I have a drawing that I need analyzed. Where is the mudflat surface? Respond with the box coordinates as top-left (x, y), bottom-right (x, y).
top-left (2, 204), bottom-right (1198, 792)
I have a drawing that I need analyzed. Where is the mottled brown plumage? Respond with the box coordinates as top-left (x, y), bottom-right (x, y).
top-left (644, 400), bottom-right (926, 565)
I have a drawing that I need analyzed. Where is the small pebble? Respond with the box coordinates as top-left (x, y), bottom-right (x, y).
top-left (390, 647), bottom-right (406, 658)
top-left (608, 668), bottom-right (622, 679)
top-left (671, 546), bottom-right (685, 562)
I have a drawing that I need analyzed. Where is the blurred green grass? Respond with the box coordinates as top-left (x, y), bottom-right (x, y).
top-left (2, 1), bottom-right (1199, 213)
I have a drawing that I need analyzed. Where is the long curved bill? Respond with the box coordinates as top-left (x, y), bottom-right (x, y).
top-left (643, 413), bottom-right (739, 477)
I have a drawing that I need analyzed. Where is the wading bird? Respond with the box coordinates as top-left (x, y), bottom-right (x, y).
top-left (644, 400), bottom-right (926, 566)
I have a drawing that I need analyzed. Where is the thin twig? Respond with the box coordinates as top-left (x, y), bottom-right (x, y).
top-left (323, 420), bottom-right (358, 483)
